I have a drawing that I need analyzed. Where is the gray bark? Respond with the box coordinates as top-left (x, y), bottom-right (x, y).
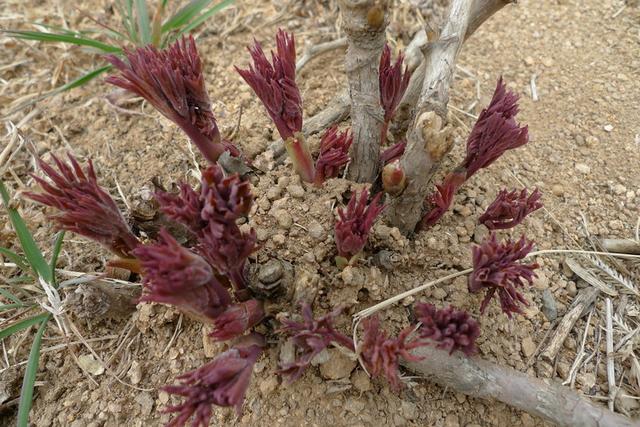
top-left (386, 0), bottom-right (474, 234)
top-left (339, 0), bottom-right (388, 183)
top-left (403, 346), bottom-right (638, 427)
top-left (391, 0), bottom-right (516, 138)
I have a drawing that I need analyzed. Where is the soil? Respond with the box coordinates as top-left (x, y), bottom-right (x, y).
top-left (1, 0), bottom-right (640, 426)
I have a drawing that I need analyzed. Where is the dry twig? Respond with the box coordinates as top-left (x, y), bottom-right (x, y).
top-left (403, 345), bottom-right (636, 427)
top-left (540, 286), bottom-right (600, 365)
top-left (605, 298), bottom-right (616, 411)
top-left (296, 37), bottom-right (348, 72)
top-left (601, 239), bottom-right (640, 255)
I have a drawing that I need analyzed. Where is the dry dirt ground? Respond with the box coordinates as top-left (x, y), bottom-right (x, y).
top-left (1, 0), bottom-right (640, 426)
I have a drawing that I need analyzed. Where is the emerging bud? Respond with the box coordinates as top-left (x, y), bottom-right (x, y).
top-left (418, 172), bottom-right (465, 230)
top-left (236, 29), bottom-right (302, 141)
top-left (26, 154), bottom-right (139, 258)
top-left (314, 126), bottom-right (352, 185)
top-left (198, 222), bottom-right (257, 294)
top-left (462, 77), bottom-right (529, 178)
top-left (379, 44), bottom-right (412, 123)
top-left (469, 233), bottom-right (539, 318)
top-left (210, 299), bottom-right (265, 341)
top-left (478, 188), bottom-right (543, 230)
top-left (334, 189), bottom-right (385, 261)
top-left (200, 165), bottom-right (253, 224)
top-left (379, 140), bottom-right (406, 165)
top-left (155, 182), bottom-right (204, 235)
top-left (163, 333), bottom-right (265, 424)
top-left (133, 229), bottom-right (232, 322)
top-left (381, 160), bottom-right (406, 196)
top-left (414, 303), bottom-right (480, 356)
top-left (278, 304), bottom-right (354, 382)
top-left (106, 36), bottom-right (233, 163)
top-left (359, 316), bottom-right (424, 390)
top-left (155, 164), bottom-right (253, 233)
top-left (236, 30), bottom-right (316, 182)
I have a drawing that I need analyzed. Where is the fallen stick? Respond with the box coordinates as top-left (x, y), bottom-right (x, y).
top-left (605, 298), bottom-right (616, 411)
top-left (402, 345), bottom-right (637, 427)
top-left (601, 238), bottom-right (640, 255)
top-left (540, 286), bottom-right (600, 363)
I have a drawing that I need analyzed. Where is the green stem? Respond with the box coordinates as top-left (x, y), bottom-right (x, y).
top-left (285, 134), bottom-right (316, 183)
top-left (380, 119), bottom-right (390, 148)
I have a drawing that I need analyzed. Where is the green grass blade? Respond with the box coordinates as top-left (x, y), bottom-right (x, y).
top-left (114, 0), bottom-right (137, 42)
top-left (6, 276), bottom-right (33, 285)
top-left (49, 231), bottom-right (65, 288)
top-left (4, 30), bottom-right (121, 53)
top-left (0, 287), bottom-right (23, 305)
top-left (0, 313), bottom-right (49, 341)
top-left (0, 180), bottom-right (51, 283)
top-left (29, 23), bottom-right (88, 37)
top-left (176, 0), bottom-right (234, 38)
top-left (0, 247), bottom-right (30, 273)
top-left (134, 0), bottom-right (152, 45)
top-left (2, 65), bottom-right (113, 117)
top-left (55, 65), bottom-right (113, 93)
top-left (0, 303), bottom-right (26, 311)
top-left (162, 0), bottom-right (213, 32)
top-left (16, 316), bottom-right (50, 427)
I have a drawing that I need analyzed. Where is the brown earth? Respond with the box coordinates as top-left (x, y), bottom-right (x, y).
top-left (1, 0), bottom-right (639, 426)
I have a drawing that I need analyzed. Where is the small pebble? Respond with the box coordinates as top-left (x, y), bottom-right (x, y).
top-left (319, 349), bottom-right (357, 380)
top-left (551, 184), bottom-right (564, 196)
top-left (287, 184), bottom-right (305, 198)
top-left (608, 219), bottom-right (623, 230)
top-left (308, 221), bottom-right (325, 241)
top-left (612, 184), bottom-right (626, 195)
top-left (575, 163), bottom-right (590, 174)
top-left (259, 260), bottom-right (284, 284)
top-left (77, 354), bottom-right (104, 376)
top-left (275, 210), bottom-right (293, 228)
top-left (134, 392), bottom-right (154, 416)
top-left (259, 376), bottom-right (279, 396)
top-left (473, 224), bottom-right (489, 244)
top-left (127, 361), bottom-right (142, 385)
top-left (431, 287), bottom-right (447, 299)
top-left (351, 370), bottom-right (372, 393)
top-left (557, 361), bottom-right (571, 379)
top-left (521, 337), bottom-right (536, 358)
top-left (266, 187), bottom-right (281, 200)
top-left (444, 414), bottom-right (460, 427)
top-left (585, 135), bottom-right (599, 146)
top-left (459, 206), bottom-right (473, 217)
top-left (541, 289), bottom-right (558, 321)
top-left (534, 271), bottom-right (549, 290)
top-left (277, 176), bottom-right (290, 188)
top-left (566, 281), bottom-right (577, 297)
top-left (603, 124), bottom-right (614, 132)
